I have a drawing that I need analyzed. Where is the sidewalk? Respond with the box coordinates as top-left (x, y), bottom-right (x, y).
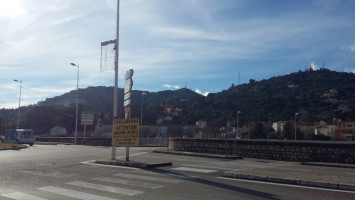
top-left (154, 149), bottom-right (355, 191)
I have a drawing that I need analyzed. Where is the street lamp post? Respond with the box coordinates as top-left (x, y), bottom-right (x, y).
top-left (70, 63), bottom-right (79, 144)
top-left (13, 79), bottom-right (22, 129)
top-left (140, 92), bottom-right (147, 126)
top-left (237, 111), bottom-right (241, 139)
top-left (140, 92), bottom-right (147, 145)
top-left (295, 113), bottom-right (299, 140)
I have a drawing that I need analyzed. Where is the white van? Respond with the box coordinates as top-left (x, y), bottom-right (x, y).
top-left (9, 129), bottom-right (35, 146)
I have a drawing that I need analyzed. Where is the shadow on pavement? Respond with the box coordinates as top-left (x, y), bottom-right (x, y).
top-left (147, 168), bottom-right (281, 200)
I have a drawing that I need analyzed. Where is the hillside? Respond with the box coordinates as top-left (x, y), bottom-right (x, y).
top-left (1, 69), bottom-right (354, 135)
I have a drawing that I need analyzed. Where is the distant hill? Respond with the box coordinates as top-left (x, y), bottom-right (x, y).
top-left (1, 68), bottom-right (354, 135)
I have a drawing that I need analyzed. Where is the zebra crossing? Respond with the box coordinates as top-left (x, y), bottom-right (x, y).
top-left (0, 171), bottom-right (189, 200)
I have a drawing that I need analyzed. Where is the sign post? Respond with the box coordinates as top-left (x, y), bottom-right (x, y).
top-left (112, 69), bottom-right (136, 161)
top-left (81, 111), bottom-right (94, 144)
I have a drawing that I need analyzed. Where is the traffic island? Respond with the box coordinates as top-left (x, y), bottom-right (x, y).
top-left (153, 149), bottom-right (243, 159)
top-left (222, 172), bottom-right (355, 191)
top-left (95, 159), bottom-right (172, 169)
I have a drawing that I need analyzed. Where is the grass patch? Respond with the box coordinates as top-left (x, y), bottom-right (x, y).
top-left (0, 143), bottom-right (26, 149)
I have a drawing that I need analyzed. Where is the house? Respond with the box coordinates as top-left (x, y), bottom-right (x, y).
top-left (196, 121), bottom-right (207, 129)
top-left (272, 121), bottom-right (286, 133)
top-left (335, 120), bottom-right (355, 141)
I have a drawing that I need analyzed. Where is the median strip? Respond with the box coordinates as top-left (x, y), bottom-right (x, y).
top-left (222, 172), bottom-right (355, 191)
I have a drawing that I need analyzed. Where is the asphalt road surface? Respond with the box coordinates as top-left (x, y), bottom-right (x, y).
top-left (1, 145), bottom-right (354, 200)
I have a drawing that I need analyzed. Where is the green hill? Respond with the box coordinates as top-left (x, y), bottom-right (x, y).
top-left (1, 69), bottom-right (354, 135)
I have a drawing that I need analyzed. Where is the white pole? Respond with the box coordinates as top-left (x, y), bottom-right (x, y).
top-left (295, 113), bottom-right (298, 140)
top-left (17, 80), bottom-right (22, 129)
top-left (70, 63), bottom-right (79, 144)
top-left (13, 79), bottom-right (22, 129)
top-left (75, 65), bottom-right (79, 144)
top-left (111, 0), bottom-right (120, 160)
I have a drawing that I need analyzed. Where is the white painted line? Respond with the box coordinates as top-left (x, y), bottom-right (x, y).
top-left (2, 192), bottom-right (48, 200)
top-left (114, 173), bottom-right (182, 184)
top-left (217, 177), bottom-right (355, 194)
top-left (92, 177), bottom-right (164, 189)
top-left (172, 167), bottom-right (217, 173)
top-left (67, 181), bottom-right (143, 196)
top-left (38, 186), bottom-right (117, 200)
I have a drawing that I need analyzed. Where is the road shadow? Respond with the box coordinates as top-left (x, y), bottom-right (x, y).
top-left (146, 168), bottom-right (281, 200)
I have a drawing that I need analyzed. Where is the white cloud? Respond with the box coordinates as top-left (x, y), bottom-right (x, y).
top-left (344, 67), bottom-right (355, 74)
top-left (0, 0), bottom-right (27, 17)
top-left (195, 89), bottom-right (209, 97)
top-left (162, 84), bottom-right (180, 90)
top-left (347, 44), bottom-right (355, 52)
top-left (310, 62), bottom-right (319, 71)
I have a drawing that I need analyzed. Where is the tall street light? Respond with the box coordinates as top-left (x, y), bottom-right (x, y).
top-left (140, 92), bottom-right (147, 145)
top-left (140, 92), bottom-right (147, 126)
top-left (237, 111), bottom-right (241, 139)
top-left (70, 63), bottom-right (79, 144)
top-left (13, 79), bottom-right (22, 129)
top-left (295, 113), bottom-right (299, 140)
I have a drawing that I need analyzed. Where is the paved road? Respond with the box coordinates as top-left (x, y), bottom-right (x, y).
top-left (1, 145), bottom-right (354, 200)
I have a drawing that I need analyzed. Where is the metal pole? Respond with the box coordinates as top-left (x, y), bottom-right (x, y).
top-left (295, 113), bottom-right (298, 140)
top-left (13, 79), bottom-right (22, 129)
top-left (111, 0), bottom-right (120, 160)
top-left (17, 80), bottom-right (22, 129)
top-left (75, 65), bottom-right (79, 144)
top-left (70, 63), bottom-right (79, 144)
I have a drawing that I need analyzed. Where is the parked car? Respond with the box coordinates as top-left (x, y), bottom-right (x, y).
top-left (8, 129), bottom-right (35, 146)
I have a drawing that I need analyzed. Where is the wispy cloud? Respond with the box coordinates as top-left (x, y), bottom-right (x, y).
top-left (344, 67), bottom-right (355, 74)
top-left (162, 84), bottom-right (180, 90)
top-left (310, 62), bottom-right (320, 71)
top-left (195, 89), bottom-right (209, 97)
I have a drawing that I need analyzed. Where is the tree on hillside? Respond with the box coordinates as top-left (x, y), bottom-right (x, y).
top-left (250, 122), bottom-right (267, 139)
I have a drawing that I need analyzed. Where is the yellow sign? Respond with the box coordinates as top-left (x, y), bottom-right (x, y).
top-left (112, 118), bottom-right (139, 146)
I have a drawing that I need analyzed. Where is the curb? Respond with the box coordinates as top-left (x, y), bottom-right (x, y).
top-left (153, 149), bottom-right (243, 159)
top-left (301, 162), bottom-right (355, 169)
top-left (222, 172), bottom-right (355, 191)
top-left (95, 159), bottom-right (172, 169)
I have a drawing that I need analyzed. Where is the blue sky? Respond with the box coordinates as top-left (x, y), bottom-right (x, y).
top-left (1, 0), bottom-right (355, 109)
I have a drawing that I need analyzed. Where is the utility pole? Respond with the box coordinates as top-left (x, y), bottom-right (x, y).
top-left (111, 0), bottom-right (120, 160)
top-left (13, 79), bottom-right (22, 129)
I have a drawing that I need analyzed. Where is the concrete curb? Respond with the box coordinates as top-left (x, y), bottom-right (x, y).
top-left (301, 162), bottom-right (355, 169)
top-left (95, 159), bottom-right (172, 169)
top-left (153, 149), bottom-right (243, 159)
top-left (222, 172), bottom-right (355, 191)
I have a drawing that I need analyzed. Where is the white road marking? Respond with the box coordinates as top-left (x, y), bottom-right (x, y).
top-left (172, 167), bottom-right (217, 173)
top-left (67, 181), bottom-right (143, 196)
top-left (38, 186), bottom-right (117, 200)
top-left (114, 173), bottom-right (182, 184)
top-left (2, 192), bottom-right (48, 200)
top-left (218, 177), bottom-right (355, 194)
top-left (92, 177), bottom-right (164, 189)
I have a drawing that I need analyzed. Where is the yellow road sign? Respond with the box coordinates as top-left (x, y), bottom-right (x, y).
top-left (112, 118), bottom-right (139, 146)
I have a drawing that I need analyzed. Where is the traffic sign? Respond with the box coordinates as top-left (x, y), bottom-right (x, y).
top-left (164, 105), bottom-right (174, 117)
top-left (112, 118), bottom-right (139, 146)
top-left (124, 79), bottom-right (133, 94)
top-left (81, 111), bottom-right (94, 125)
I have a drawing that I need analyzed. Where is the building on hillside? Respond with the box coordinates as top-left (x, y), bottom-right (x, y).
top-left (335, 120), bottom-right (355, 141)
top-left (272, 121), bottom-right (286, 133)
top-left (50, 126), bottom-right (68, 136)
top-left (196, 120), bottom-right (207, 129)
